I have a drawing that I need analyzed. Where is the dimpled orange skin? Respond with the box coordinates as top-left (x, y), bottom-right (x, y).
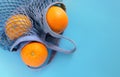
top-left (5, 14), bottom-right (32, 40)
top-left (21, 42), bottom-right (48, 67)
top-left (46, 6), bottom-right (68, 34)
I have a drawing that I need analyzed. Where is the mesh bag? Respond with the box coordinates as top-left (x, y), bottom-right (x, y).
top-left (0, 0), bottom-right (76, 68)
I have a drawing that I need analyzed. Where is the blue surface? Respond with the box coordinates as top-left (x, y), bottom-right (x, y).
top-left (0, 0), bottom-right (120, 77)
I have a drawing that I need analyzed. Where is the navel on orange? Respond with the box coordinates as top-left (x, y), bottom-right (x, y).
top-left (46, 6), bottom-right (68, 33)
top-left (21, 42), bottom-right (48, 67)
top-left (5, 14), bottom-right (32, 40)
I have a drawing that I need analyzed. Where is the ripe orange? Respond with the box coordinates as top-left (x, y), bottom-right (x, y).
top-left (5, 14), bottom-right (32, 40)
top-left (46, 6), bottom-right (68, 33)
top-left (21, 42), bottom-right (48, 67)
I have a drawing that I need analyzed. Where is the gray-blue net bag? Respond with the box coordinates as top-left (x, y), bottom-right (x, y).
top-left (0, 0), bottom-right (76, 69)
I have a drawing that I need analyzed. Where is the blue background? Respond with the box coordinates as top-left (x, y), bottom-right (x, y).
top-left (0, 0), bottom-right (120, 77)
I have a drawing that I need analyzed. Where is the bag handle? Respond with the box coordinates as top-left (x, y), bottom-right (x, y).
top-left (10, 35), bottom-right (43, 51)
top-left (44, 33), bottom-right (76, 54)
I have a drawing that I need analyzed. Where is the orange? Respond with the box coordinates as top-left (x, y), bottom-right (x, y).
top-left (46, 6), bottom-right (68, 33)
top-left (21, 42), bottom-right (48, 67)
top-left (5, 14), bottom-right (32, 40)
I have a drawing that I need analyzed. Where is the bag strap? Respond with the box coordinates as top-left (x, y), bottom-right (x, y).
top-left (44, 33), bottom-right (76, 54)
top-left (10, 35), bottom-right (43, 51)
